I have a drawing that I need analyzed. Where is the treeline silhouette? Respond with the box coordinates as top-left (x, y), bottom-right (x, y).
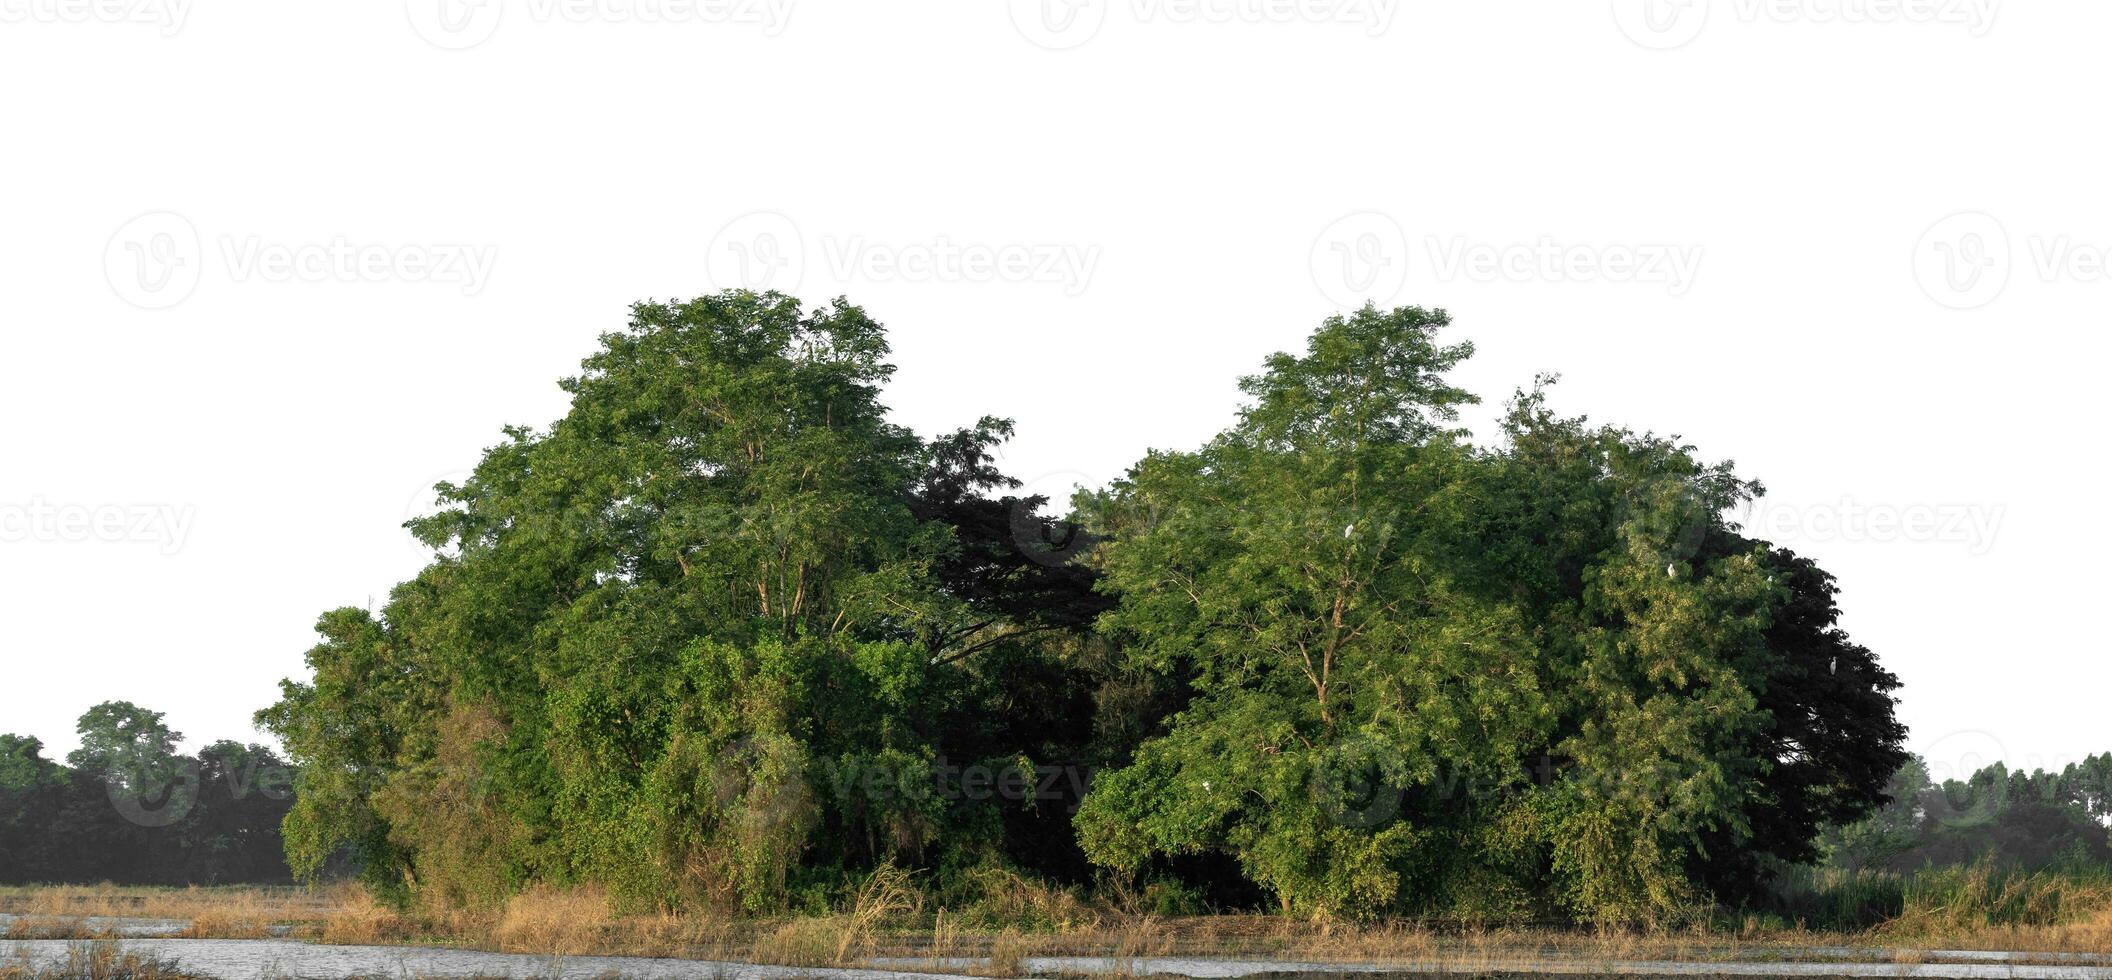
top-left (0, 702), bottom-right (296, 885)
top-left (1828, 754), bottom-right (2112, 873)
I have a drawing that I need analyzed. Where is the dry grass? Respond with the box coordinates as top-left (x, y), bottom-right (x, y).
top-left (2, 919), bottom-right (97, 942)
top-left (14, 870), bottom-right (2112, 975)
top-left (955, 866), bottom-right (1095, 931)
top-left (0, 884), bottom-right (339, 925)
top-left (315, 886), bottom-right (417, 946)
top-left (488, 885), bottom-right (615, 955)
top-left (0, 942), bottom-right (199, 980)
top-left (749, 917), bottom-right (843, 968)
top-left (747, 863), bottom-right (921, 968)
top-left (978, 928), bottom-right (1029, 977)
top-left (173, 890), bottom-right (275, 940)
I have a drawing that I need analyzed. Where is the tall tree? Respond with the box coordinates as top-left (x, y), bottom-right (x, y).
top-left (262, 292), bottom-right (1110, 912)
top-left (1074, 306), bottom-right (1904, 922)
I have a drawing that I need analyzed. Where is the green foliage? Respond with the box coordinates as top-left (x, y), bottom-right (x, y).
top-left (259, 294), bottom-right (1907, 925)
top-left (1074, 305), bottom-right (1905, 922)
top-left (261, 292), bottom-right (1110, 914)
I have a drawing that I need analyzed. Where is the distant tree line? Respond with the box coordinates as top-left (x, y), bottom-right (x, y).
top-left (0, 701), bottom-right (296, 885)
top-left (1828, 754), bottom-right (2112, 873)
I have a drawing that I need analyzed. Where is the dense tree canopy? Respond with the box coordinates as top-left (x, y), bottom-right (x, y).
top-left (260, 293), bottom-right (1908, 923)
top-left (261, 293), bottom-right (1114, 912)
top-left (1069, 306), bottom-right (1906, 920)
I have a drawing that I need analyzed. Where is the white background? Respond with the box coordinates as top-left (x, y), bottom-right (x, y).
top-left (1, 0), bottom-right (2101, 787)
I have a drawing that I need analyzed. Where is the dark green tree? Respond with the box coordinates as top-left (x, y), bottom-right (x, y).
top-left (262, 292), bottom-right (1110, 913)
top-left (1074, 306), bottom-right (1906, 922)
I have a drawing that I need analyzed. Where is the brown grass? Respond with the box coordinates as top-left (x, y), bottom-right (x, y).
top-left (488, 885), bottom-right (613, 955)
top-left (0, 884), bottom-right (339, 924)
top-left (979, 928), bottom-right (1029, 977)
top-left (2, 919), bottom-right (97, 941)
top-left (13, 876), bottom-right (2112, 975)
top-left (0, 941), bottom-right (200, 980)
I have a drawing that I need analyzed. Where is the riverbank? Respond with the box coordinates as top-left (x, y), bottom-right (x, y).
top-left (8, 876), bottom-right (2112, 978)
top-left (15, 938), bottom-right (2112, 980)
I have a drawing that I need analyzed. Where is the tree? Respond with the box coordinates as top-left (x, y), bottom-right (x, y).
top-left (70, 701), bottom-right (184, 792)
top-left (1826, 755), bottom-right (2112, 872)
top-left (261, 292), bottom-right (1110, 912)
top-left (1074, 306), bottom-right (1906, 922)
top-left (1686, 540), bottom-right (1908, 899)
top-left (260, 294), bottom-right (1908, 923)
top-left (1074, 306), bottom-right (1551, 919)
top-left (0, 735), bottom-right (65, 882)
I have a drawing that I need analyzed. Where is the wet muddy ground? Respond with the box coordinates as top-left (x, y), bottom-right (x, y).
top-left (10, 917), bottom-right (2112, 980)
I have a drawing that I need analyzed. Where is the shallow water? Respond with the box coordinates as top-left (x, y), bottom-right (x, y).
top-left (877, 954), bottom-right (2112, 980)
top-left (0, 912), bottom-right (188, 937)
top-left (1, 939), bottom-right (969, 980)
top-left (11, 937), bottom-right (2112, 980)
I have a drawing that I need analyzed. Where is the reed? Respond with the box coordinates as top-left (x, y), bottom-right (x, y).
top-left (0, 942), bottom-right (197, 980)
